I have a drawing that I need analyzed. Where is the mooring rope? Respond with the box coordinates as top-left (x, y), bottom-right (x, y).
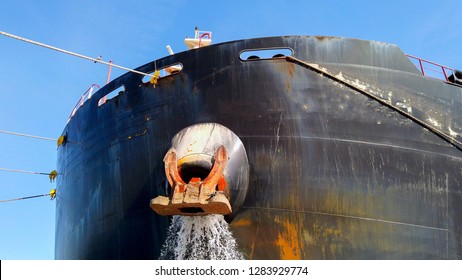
top-left (0, 189), bottom-right (56, 203)
top-left (0, 167), bottom-right (52, 176)
top-left (0, 168), bottom-right (58, 183)
top-left (0, 193), bottom-right (50, 203)
top-left (0, 30), bottom-right (154, 77)
top-left (0, 129), bottom-right (57, 142)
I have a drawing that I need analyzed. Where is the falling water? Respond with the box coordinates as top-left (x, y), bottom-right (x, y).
top-left (159, 215), bottom-right (245, 260)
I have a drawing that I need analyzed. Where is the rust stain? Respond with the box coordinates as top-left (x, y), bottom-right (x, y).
top-left (287, 61), bottom-right (295, 77)
top-left (314, 35), bottom-right (339, 41)
top-left (127, 129), bottom-right (147, 140)
top-left (313, 223), bottom-right (343, 259)
top-left (286, 63), bottom-right (295, 92)
top-left (193, 84), bottom-right (198, 95)
top-left (275, 219), bottom-right (302, 260)
top-left (232, 218), bottom-right (252, 227)
top-left (249, 237), bottom-right (256, 260)
top-left (273, 59), bottom-right (295, 93)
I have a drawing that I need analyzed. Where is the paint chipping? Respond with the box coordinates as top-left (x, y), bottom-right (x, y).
top-left (448, 126), bottom-right (459, 137)
top-left (352, 79), bottom-right (368, 91)
top-left (395, 102), bottom-right (413, 114)
top-left (427, 117), bottom-right (441, 128)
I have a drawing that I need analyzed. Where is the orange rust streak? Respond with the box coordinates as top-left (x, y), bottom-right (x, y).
top-left (217, 176), bottom-right (227, 191)
top-left (163, 148), bottom-right (186, 192)
top-left (177, 184), bottom-right (186, 193)
top-left (203, 145), bottom-right (228, 188)
top-left (231, 218), bottom-right (252, 227)
top-left (189, 177), bottom-right (201, 183)
top-left (275, 220), bottom-right (302, 260)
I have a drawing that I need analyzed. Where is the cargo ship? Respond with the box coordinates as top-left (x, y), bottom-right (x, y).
top-left (55, 29), bottom-right (462, 259)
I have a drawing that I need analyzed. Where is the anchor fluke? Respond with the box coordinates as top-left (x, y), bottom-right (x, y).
top-left (150, 145), bottom-right (232, 216)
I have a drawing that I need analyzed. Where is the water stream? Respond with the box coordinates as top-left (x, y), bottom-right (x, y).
top-left (159, 215), bottom-right (244, 260)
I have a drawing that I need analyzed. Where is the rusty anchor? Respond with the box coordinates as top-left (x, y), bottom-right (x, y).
top-left (150, 145), bottom-right (232, 216)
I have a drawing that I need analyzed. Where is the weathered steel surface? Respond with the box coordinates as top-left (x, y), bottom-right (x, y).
top-left (55, 36), bottom-right (462, 259)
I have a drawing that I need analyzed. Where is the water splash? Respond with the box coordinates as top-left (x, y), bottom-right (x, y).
top-left (159, 215), bottom-right (245, 260)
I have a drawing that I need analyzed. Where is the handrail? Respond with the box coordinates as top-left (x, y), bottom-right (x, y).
top-left (199, 32), bottom-right (211, 48)
top-left (67, 84), bottom-right (101, 123)
top-left (106, 60), bottom-right (113, 84)
top-left (406, 54), bottom-right (454, 82)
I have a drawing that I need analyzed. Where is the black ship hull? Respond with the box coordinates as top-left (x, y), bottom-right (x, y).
top-left (55, 36), bottom-right (462, 259)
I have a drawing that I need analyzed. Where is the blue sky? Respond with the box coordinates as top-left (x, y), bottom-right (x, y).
top-left (0, 0), bottom-right (460, 260)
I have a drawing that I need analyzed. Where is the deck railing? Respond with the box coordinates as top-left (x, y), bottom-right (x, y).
top-left (67, 84), bottom-right (100, 123)
top-left (406, 54), bottom-right (454, 82)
